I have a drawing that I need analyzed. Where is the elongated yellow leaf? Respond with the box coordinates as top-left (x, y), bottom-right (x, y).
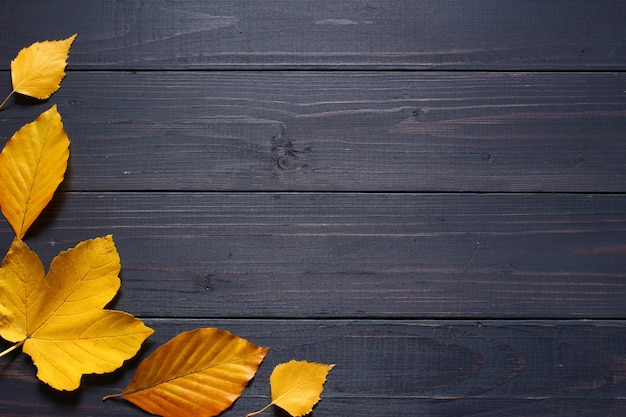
top-left (249, 360), bottom-right (335, 417)
top-left (0, 236), bottom-right (153, 390)
top-left (106, 328), bottom-right (269, 417)
top-left (0, 105), bottom-right (70, 239)
top-left (10, 34), bottom-right (76, 99)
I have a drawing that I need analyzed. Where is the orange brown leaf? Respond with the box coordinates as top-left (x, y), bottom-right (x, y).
top-left (105, 328), bottom-right (269, 417)
top-left (0, 105), bottom-right (70, 239)
top-left (0, 235), bottom-right (153, 390)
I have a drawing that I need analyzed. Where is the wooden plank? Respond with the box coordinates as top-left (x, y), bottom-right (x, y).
top-left (0, 0), bottom-right (625, 70)
top-left (0, 2), bottom-right (621, 416)
top-left (2, 71), bottom-right (625, 192)
top-left (5, 192), bottom-right (626, 319)
top-left (1, 319), bottom-right (625, 416)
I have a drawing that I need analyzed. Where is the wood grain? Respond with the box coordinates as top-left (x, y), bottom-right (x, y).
top-left (1, 71), bottom-right (624, 192)
top-left (0, 1), bottom-right (624, 415)
top-left (0, 319), bottom-right (625, 416)
top-left (0, 0), bottom-right (625, 70)
top-left (4, 192), bottom-right (624, 319)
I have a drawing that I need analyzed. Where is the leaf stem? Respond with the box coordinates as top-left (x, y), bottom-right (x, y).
top-left (246, 403), bottom-right (272, 417)
top-left (102, 393), bottom-right (121, 401)
top-left (0, 339), bottom-right (25, 358)
top-left (0, 90), bottom-right (14, 110)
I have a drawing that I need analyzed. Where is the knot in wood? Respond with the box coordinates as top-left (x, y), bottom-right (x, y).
top-left (277, 154), bottom-right (297, 170)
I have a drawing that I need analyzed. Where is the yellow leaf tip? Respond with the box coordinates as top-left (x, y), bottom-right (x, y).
top-left (64, 33), bottom-right (78, 49)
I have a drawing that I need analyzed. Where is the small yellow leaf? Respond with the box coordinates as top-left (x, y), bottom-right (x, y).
top-left (10, 34), bottom-right (76, 99)
top-left (0, 236), bottom-right (153, 390)
top-left (0, 105), bottom-right (70, 239)
top-left (106, 328), bottom-right (269, 417)
top-left (265, 360), bottom-right (335, 417)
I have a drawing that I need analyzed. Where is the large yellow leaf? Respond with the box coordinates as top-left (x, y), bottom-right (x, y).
top-left (0, 235), bottom-right (153, 391)
top-left (248, 360), bottom-right (335, 417)
top-left (0, 105), bottom-right (70, 239)
top-left (10, 34), bottom-right (76, 99)
top-left (105, 328), bottom-right (269, 417)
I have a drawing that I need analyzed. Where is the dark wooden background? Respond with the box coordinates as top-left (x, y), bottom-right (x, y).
top-left (0, 1), bottom-right (626, 416)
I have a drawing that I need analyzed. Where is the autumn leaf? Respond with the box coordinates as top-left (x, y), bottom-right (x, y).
top-left (3, 34), bottom-right (76, 107)
top-left (0, 105), bottom-right (70, 239)
top-left (0, 235), bottom-right (153, 391)
top-left (105, 328), bottom-right (268, 417)
top-left (247, 360), bottom-right (335, 417)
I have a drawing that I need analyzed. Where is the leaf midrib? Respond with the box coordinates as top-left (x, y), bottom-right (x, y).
top-left (18, 115), bottom-right (52, 238)
top-left (124, 350), bottom-right (263, 396)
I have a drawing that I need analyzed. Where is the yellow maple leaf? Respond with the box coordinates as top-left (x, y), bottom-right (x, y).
top-left (248, 360), bottom-right (335, 417)
top-left (0, 235), bottom-right (153, 391)
top-left (9, 34), bottom-right (76, 102)
top-left (104, 328), bottom-right (269, 417)
top-left (0, 105), bottom-right (70, 240)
